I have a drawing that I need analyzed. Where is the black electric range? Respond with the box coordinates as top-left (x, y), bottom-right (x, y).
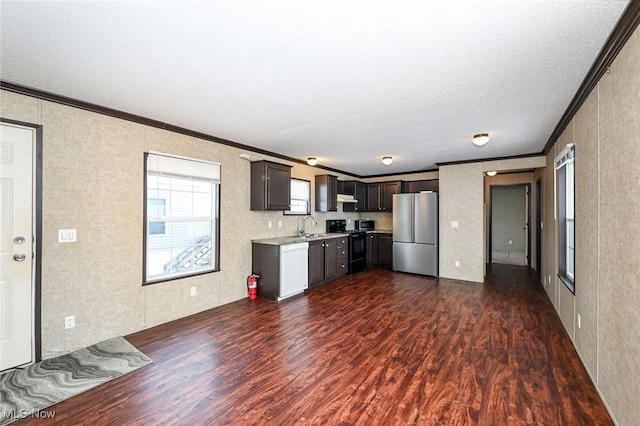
top-left (326, 220), bottom-right (367, 274)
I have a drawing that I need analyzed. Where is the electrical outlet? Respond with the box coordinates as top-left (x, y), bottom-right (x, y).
top-left (451, 221), bottom-right (459, 228)
top-left (455, 260), bottom-right (460, 268)
top-left (548, 275), bottom-right (551, 284)
top-left (509, 240), bottom-right (512, 245)
top-left (577, 314), bottom-right (581, 329)
top-left (190, 286), bottom-right (196, 296)
top-left (278, 220), bottom-right (282, 228)
top-left (268, 221), bottom-right (272, 229)
top-left (65, 315), bottom-right (75, 329)
top-left (58, 229), bottom-right (77, 243)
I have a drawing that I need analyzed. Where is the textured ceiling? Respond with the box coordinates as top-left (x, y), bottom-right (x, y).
top-left (0, 1), bottom-right (630, 176)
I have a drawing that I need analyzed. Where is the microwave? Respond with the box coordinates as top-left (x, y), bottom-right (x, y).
top-left (355, 220), bottom-right (375, 231)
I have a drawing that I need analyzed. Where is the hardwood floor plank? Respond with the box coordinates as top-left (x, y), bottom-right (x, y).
top-left (14, 264), bottom-right (612, 425)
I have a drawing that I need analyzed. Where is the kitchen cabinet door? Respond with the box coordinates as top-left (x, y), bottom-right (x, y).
top-left (367, 184), bottom-right (381, 211)
top-left (366, 233), bottom-right (393, 269)
top-left (250, 161), bottom-right (292, 210)
top-left (366, 233), bottom-right (380, 265)
top-left (379, 234), bottom-right (393, 268)
top-left (308, 240), bottom-right (325, 288)
top-left (315, 174), bottom-right (338, 212)
top-left (354, 182), bottom-right (366, 212)
top-left (381, 181), bottom-right (401, 211)
top-left (324, 238), bottom-right (338, 281)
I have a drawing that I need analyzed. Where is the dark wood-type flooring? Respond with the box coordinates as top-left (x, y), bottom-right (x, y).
top-left (18, 265), bottom-right (612, 425)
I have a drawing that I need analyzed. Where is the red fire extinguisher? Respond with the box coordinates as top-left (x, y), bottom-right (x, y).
top-left (247, 274), bottom-right (259, 300)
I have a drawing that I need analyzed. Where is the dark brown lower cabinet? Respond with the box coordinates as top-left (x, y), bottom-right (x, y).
top-left (379, 234), bottom-right (393, 269)
top-left (366, 233), bottom-right (379, 265)
top-left (335, 236), bottom-right (348, 278)
top-left (366, 233), bottom-right (393, 269)
top-left (324, 238), bottom-right (337, 282)
top-left (309, 237), bottom-right (344, 289)
top-left (308, 240), bottom-right (325, 288)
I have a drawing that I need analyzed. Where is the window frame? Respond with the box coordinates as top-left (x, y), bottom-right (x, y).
top-left (283, 178), bottom-right (311, 216)
top-left (555, 143), bottom-right (575, 293)
top-left (143, 152), bottom-right (221, 285)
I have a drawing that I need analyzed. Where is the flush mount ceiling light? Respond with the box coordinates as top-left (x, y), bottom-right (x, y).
top-left (382, 156), bottom-right (393, 165)
top-left (486, 171), bottom-right (498, 176)
top-left (472, 133), bottom-right (490, 146)
top-left (307, 157), bottom-right (318, 166)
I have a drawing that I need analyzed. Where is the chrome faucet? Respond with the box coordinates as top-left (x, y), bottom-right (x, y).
top-left (299, 215), bottom-right (318, 236)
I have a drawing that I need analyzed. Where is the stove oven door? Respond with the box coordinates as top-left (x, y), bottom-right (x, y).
top-left (348, 232), bottom-right (367, 274)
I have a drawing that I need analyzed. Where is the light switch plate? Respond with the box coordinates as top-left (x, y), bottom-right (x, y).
top-left (451, 221), bottom-right (459, 228)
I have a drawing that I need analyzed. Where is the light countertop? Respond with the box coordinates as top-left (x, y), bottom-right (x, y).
top-left (252, 233), bottom-right (346, 246)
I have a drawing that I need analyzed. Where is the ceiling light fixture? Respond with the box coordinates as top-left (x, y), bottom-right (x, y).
top-left (382, 156), bottom-right (393, 165)
top-left (472, 133), bottom-right (490, 146)
top-left (307, 157), bottom-right (318, 166)
top-left (486, 171), bottom-right (497, 176)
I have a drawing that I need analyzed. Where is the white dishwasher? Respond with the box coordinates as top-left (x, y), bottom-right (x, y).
top-left (279, 242), bottom-right (309, 301)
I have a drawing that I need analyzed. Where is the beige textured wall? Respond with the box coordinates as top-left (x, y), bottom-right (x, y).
top-left (541, 25), bottom-right (640, 426)
top-left (596, 24), bottom-right (640, 426)
top-left (439, 157), bottom-right (546, 283)
top-left (0, 91), bottom-right (361, 357)
top-left (573, 87), bottom-right (599, 377)
top-left (439, 162), bottom-right (485, 282)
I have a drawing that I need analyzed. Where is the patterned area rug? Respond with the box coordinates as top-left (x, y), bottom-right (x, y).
top-left (0, 336), bottom-right (152, 425)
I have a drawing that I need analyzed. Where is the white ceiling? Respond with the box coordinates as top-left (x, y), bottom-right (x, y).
top-left (0, 1), bottom-right (630, 176)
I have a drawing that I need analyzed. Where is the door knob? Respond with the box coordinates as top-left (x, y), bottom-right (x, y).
top-left (14, 253), bottom-right (26, 262)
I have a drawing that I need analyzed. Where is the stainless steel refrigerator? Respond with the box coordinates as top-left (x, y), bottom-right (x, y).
top-left (392, 192), bottom-right (438, 276)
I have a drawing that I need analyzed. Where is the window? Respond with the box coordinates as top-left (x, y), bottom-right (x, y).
top-left (555, 143), bottom-right (575, 292)
top-left (144, 152), bottom-right (220, 284)
top-left (283, 178), bottom-right (310, 215)
top-left (148, 198), bottom-right (166, 235)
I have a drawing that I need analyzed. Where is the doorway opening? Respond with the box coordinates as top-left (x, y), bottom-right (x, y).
top-left (489, 184), bottom-right (531, 267)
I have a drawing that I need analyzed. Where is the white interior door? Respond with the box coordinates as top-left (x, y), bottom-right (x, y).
top-left (0, 123), bottom-right (34, 370)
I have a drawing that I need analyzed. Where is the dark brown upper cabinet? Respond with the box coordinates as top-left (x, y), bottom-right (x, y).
top-left (366, 181), bottom-right (401, 212)
top-left (315, 174), bottom-right (338, 212)
top-left (402, 179), bottom-right (439, 193)
top-left (381, 181), bottom-right (401, 211)
top-left (366, 183), bottom-right (382, 211)
top-left (341, 181), bottom-right (367, 213)
top-left (250, 160), bottom-right (292, 211)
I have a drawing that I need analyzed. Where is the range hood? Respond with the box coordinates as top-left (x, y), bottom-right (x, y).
top-left (337, 194), bottom-right (358, 203)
